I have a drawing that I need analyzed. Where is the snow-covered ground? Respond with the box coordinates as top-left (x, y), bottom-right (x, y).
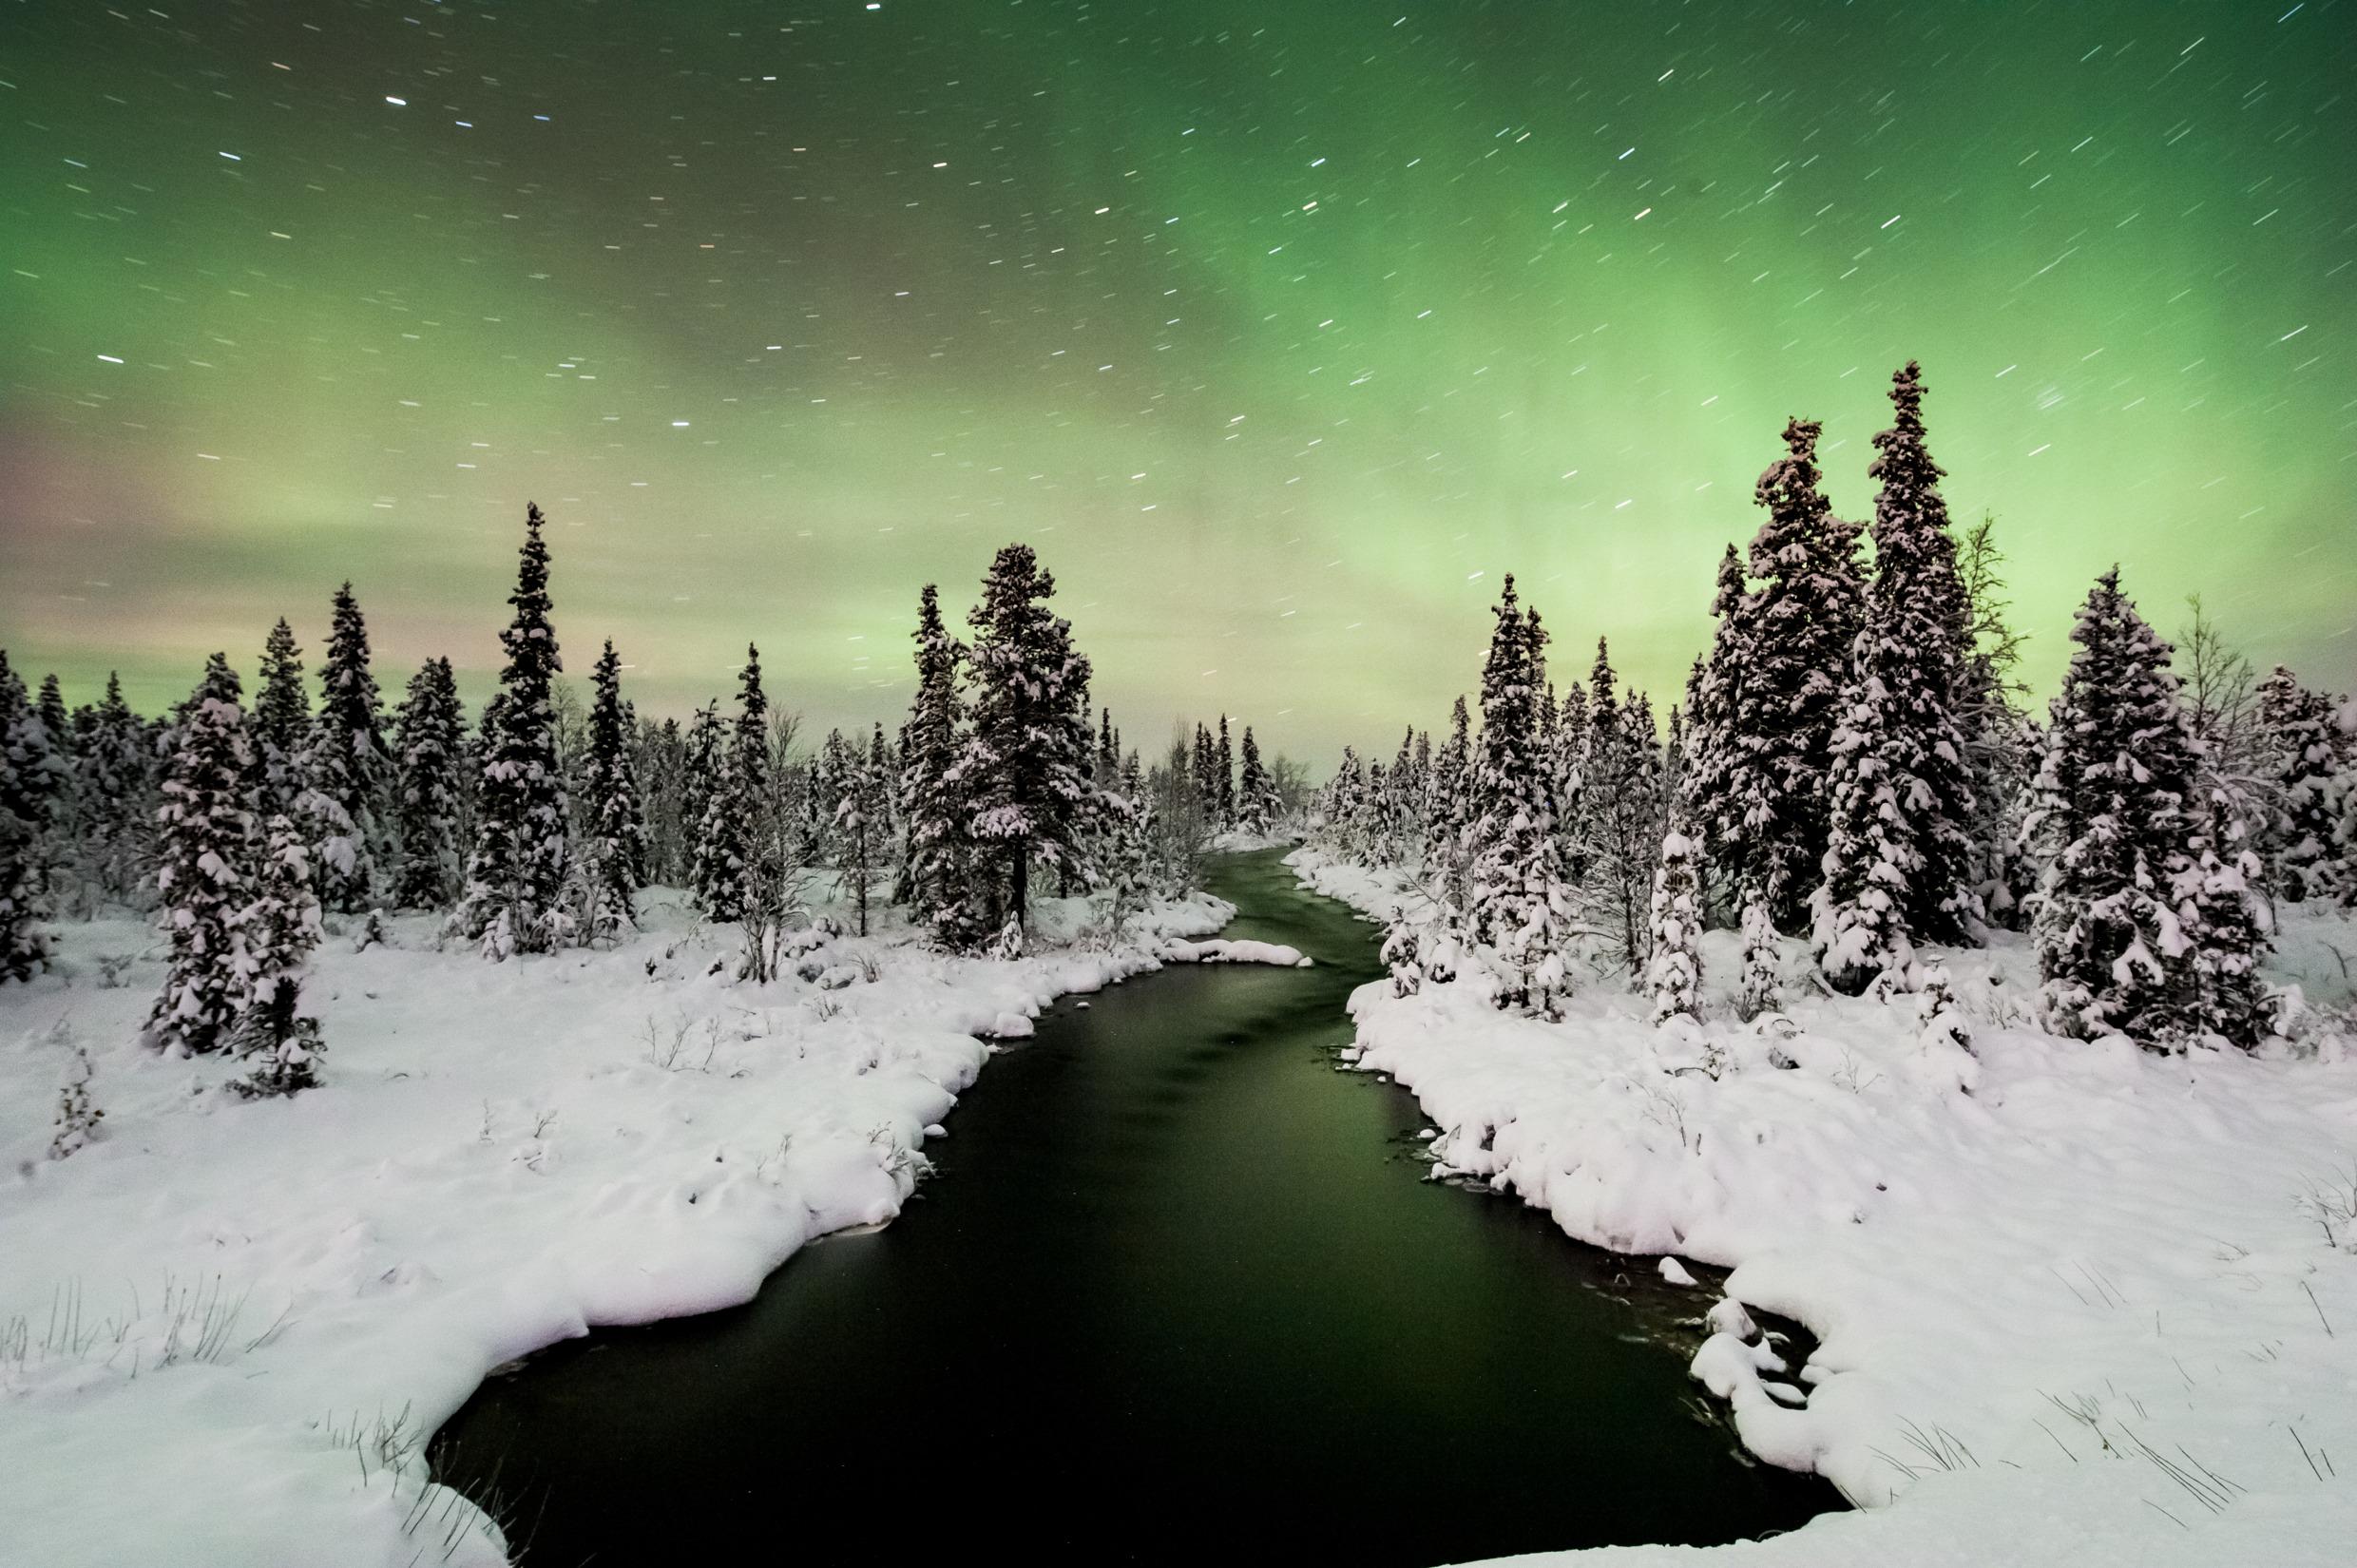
top-left (0, 884), bottom-right (1230, 1568)
top-left (1290, 849), bottom-right (2357, 1567)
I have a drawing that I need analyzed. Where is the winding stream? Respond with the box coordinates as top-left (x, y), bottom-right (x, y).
top-left (431, 849), bottom-right (1834, 1565)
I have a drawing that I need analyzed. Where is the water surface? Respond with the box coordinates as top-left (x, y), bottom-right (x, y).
top-left (432, 849), bottom-right (1834, 1564)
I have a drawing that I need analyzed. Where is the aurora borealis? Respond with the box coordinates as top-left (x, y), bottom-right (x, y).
top-left (2, 1), bottom-right (2350, 761)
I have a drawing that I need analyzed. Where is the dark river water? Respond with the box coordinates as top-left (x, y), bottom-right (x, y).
top-left (431, 849), bottom-right (1834, 1565)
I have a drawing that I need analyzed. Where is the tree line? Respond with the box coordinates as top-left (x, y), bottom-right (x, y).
top-left (0, 517), bottom-right (1302, 1098)
top-left (1312, 361), bottom-right (2356, 1051)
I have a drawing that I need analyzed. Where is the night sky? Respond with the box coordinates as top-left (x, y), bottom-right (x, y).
top-left (3, 0), bottom-right (2351, 763)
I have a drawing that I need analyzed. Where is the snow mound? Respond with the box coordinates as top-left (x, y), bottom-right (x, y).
top-left (1161, 937), bottom-right (1312, 967)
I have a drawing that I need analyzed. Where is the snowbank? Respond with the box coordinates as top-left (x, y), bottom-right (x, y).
top-left (0, 886), bottom-right (1230, 1567)
top-left (1290, 849), bottom-right (2357, 1567)
top-left (1161, 936), bottom-right (1313, 967)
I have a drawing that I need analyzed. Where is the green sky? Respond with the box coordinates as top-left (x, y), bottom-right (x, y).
top-left (3, 0), bottom-right (2350, 763)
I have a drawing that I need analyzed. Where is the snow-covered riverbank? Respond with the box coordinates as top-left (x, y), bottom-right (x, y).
top-left (0, 886), bottom-right (1229, 1567)
top-left (1289, 848), bottom-right (2357, 1567)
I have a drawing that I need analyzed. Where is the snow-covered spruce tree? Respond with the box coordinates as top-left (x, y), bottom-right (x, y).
top-left (2174, 796), bottom-right (2274, 1049)
top-left (1466, 577), bottom-right (1576, 1017)
top-left (1679, 546), bottom-right (1747, 885)
top-left (254, 617), bottom-right (310, 818)
top-left (391, 657), bottom-right (467, 909)
top-left (1093, 708), bottom-right (1119, 791)
top-left (634, 715), bottom-right (686, 887)
top-left (1728, 420), bottom-right (1865, 931)
top-left (1364, 760), bottom-right (1394, 862)
top-left (680, 701), bottom-right (721, 902)
top-left (1953, 516), bottom-right (2035, 927)
top-left (956, 545), bottom-right (1096, 935)
top-left (298, 583), bottom-right (394, 913)
top-left (30, 674), bottom-right (79, 898)
top-left (230, 813), bottom-right (325, 1097)
top-left (35, 674), bottom-right (69, 760)
top-left (1385, 716), bottom-right (1469, 997)
top-left (834, 726), bottom-right (887, 937)
top-left (0, 652), bottom-right (67, 847)
top-left (2028, 570), bottom-right (2213, 1047)
top-left (145, 654), bottom-right (261, 1052)
top-left (1096, 759), bottom-right (1155, 941)
top-left (1869, 363), bottom-right (1978, 941)
top-left (1424, 697), bottom-right (1471, 870)
top-left (1236, 725), bottom-right (1274, 835)
top-left (0, 662), bottom-right (49, 982)
top-left (450, 504), bottom-right (571, 958)
top-left (1577, 640), bottom-right (1663, 974)
top-left (1662, 702), bottom-right (1687, 813)
top-left (1811, 659), bottom-right (1918, 996)
top-left (1814, 364), bottom-right (1983, 991)
top-left (1645, 813), bottom-right (1706, 1027)
top-left (78, 672), bottom-right (155, 902)
top-left (901, 583), bottom-right (984, 947)
top-left (1317, 746), bottom-right (1365, 855)
top-left (1215, 715), bottom-right (1236, 831)
top-left (1367, 731), bottom-right (1395, 863)
top-left (579, 640), bottom-right (646, 934)
top-left (2255, 665), bottom-right (2348, 904)
top-left (1141, 740), bottom-right (1209, 896)
top-left (2335, 706), bottom-right (2357, 909)
top-left (1190, 723), bottom-right (1214, 821)
top-left (695, 648), bottom-right (769, 923)
top-left (868, 724), bottom-right (895, 851)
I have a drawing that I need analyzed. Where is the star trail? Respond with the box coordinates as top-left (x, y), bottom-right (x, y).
top-left (3, 0), bottom-right (2351, 756)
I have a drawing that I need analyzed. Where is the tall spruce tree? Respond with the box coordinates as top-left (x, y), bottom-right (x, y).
top-left (34, 675), bottom-right (68, 758)
top-left (834, 726), bottom-right (884, 937)
top-left (1645, 813), bottom-right (1706, 1027)
top-left (231, 813), bottom-right (325, 1098)
top-left (146, 655), bottom-right (260, 1052)
top-left (1679, 546), bottom-right (1748, 898)
top-left (1578, 640), bottom-right (1664, 974)
top-left (1815, 362), bottom-right (1978, 992)
top-left (637, 715), bottom-right (687, 887)
top-left (392, 657), bottom-right (468, 908)
top-left (695, 650), bottom-right (768, 922)
top-left (2029, 571), bottom-right (2212, 1047)
top-left (956, 545), bottom-right (1095, 935)
top-left (1872, 363), bottom-right (1978, 941)
top-left (2256, 665), bottom-right (2348, 903)
top-left (1096, 708), bottom-right (1119, 790)
top-left (1215, 716), bottom-right (1236, 830)
top-left (1425, 697), bottom-right (1472, 871)
top-left (32, 675), bottom-right (75, 886)
top-left (300, 583), bottom-right (393, 912)
top-left (902, 584), bottom-right (980, 946)
top-left (1466, 577), bottom-right (1576, 1016)
top-left (254, 618), bottom-right (310, 818)
top-left (1236, 725), bottom-right (1277, 835)
top-left (581, 640), bottom-right (647, 931)
top-left (681, 702), bottom-right (721, 903)
top-left (79, 673), bottom-right (156, 904)
top-left (1729, 418), bottom-right (1864, 930)
top-left (450, 504), bottom-right (570, 957)
top-left (1953, 518), bottom-right (2036, 927)
top-left (0, 654), bottom-right (67, 849)
top-left (0, 655), bottom-right (51, 981)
